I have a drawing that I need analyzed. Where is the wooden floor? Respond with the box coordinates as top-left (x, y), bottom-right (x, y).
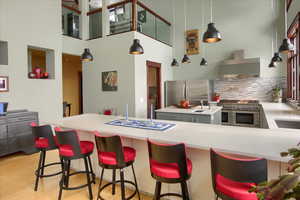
top-left (0, 151), bottom-right (153, 200)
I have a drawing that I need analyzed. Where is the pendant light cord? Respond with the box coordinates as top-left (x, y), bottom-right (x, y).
top-left (275, 0), bottom-right (278, 50)
top-left (210, 0), bottom-right (213, 23)
top-left (184, 0), bottom-right (187, 55)
top-left (172, 0), bottom-right (176, 57)
top-left (284, 0), bottom-right (287, 38)
top-left (271, 0), bottom-right (274, 55)
top-left (202, 0), bottom-right (206, 57)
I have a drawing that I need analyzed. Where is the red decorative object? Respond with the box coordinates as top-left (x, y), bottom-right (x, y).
top-left (213, 94), bottom-right (221, 102)
top-left (103, 109), bottom-right (112, 115)
top-left (34, 67), bottom-right (42, 79)
top-left (28, 72), bottom-right (36, 79)
top-left (41, 72), bottom-right (49, 79)
top-left (180, 100), bottom-right (190, 108)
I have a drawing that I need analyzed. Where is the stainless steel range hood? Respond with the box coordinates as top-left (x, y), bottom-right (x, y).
top-left (219, 50), bottom-right (261, 78)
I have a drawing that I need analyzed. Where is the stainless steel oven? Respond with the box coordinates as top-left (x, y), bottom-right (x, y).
top-left (219, 100), bottom-right (261, 128)
top-left (233, 110), bottom-right (260, 128)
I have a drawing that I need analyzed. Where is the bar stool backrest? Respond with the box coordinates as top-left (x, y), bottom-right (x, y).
top-left (55, 129), bottom-right (82, 158)
top-left (210, 148), bottom-right (267, 194)
top-left (31, 122), bottom-right (57, 150)
top-left (95, 134), bottom-right (125, 167)
top-left (147, 139), bottom-right (188, 180)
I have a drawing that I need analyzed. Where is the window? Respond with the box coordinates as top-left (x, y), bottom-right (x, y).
top-left (287, 13), bottom-right (300, 101)
top-left (62, 0), bottom-right (81, 39)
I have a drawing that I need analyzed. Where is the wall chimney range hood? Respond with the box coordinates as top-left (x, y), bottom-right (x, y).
top-left (219, 50), bottom-right (261, 78)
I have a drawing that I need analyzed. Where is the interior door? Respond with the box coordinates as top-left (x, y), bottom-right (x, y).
top-left (147, 61), bottom-right (162, 119)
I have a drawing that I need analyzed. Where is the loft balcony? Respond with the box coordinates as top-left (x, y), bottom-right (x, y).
top-left (62, 0), bottom-right (172, 46)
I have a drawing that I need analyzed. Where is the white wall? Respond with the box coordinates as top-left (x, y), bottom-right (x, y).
top-left (83, 32), bottom-right (136, 116)
top-left (172, 0), bottom-right (286, 80)
top-left (0, 0), bottom-right (63, 122)
top-left (134, 32), bottom-right (173, 118)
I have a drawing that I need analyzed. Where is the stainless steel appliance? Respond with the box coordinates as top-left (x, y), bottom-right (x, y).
top-left (165, 80), bottom-right (214, 106)
top-left (219, 100), bottom-right (261, 128)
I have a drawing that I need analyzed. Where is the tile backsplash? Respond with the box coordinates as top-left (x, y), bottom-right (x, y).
top-left (214, 77), bottom-right (286, 102)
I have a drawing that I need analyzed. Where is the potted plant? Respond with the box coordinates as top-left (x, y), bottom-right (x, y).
top-left (272, 87), bottom-right (283, 103)
top-left (250, 144), bottom-right (300, 199)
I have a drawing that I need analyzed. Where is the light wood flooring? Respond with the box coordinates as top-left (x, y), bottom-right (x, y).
top-left (0, 150), bottom-right (153, 200)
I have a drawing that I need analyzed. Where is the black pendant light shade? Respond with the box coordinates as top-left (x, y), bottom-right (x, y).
top-left (203, 23), bottom-right (221, 43)
top-left (171, 58), bottom-right (179, 67)
top-left (200, 58), bottom-right (208, 66)
top-left (279, 38), bottom-right (294, 54)
top-left (182, 54), bottom-right (191, 64)
top-left (81, 48), bottom-right (93, 62)
top-left (271, 52), bottom-right (283, 63)
top-left (268, 61), bottom-right (276, 68)
top-left (129, 39), bottom-right (144, 55)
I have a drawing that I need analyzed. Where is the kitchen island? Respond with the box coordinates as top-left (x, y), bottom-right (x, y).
top-left (155, 105), bottom-right (222, 124)
top-left (49, 114), bottom-right (300, 199)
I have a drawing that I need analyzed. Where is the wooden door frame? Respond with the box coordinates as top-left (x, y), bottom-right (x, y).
top-left (146, 60), bottom-right (162, 118)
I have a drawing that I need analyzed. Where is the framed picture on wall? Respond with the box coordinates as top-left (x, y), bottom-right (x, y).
top-left (186, 29), bottom-right (199, 55)
top-left (0, 76), bottom-right (9, 92)
top-left (102, 71), bottom-right (118, 91)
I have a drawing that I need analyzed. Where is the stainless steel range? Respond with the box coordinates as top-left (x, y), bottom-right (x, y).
top-left (218, 100), bottom-right (261, 128)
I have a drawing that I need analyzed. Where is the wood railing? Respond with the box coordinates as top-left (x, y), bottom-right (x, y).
top-left (62, 4), bottom-right (81, 14)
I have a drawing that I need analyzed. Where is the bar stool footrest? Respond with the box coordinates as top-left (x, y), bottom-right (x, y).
top-left (98, 180), bottom-right (138, 200)
top-left (35, 162), bottom-right (63, 178)
top-left (159, 193), bottom-right (183, 198)
top-left (60, 171), bottom-right (95, 190)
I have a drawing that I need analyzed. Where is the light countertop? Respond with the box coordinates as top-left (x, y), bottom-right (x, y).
top-left (261, 102), bottom-right (300, 129)
top-left (155, 105), bottom-right (222, 115)
top-left (49, 114), bottom-right (300, 162)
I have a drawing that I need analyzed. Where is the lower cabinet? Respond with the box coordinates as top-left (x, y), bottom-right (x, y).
top-left (0, 110), bottom-right (38, 157)
top-left (156, 111), bottom-right (221, 124)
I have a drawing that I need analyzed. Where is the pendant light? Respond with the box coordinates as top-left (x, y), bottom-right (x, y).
top-left (129, 39), bottom-right (144, 55)
top-left (171, 0), bottom-right (179, 67)
top-left (200, 58), bottom-right (208, 66)
top-left (81, 48), bottom-right (93, 62)
top-left (203, 0), bottom-right (221, 43)
top-left (270, 0), bottom-right (282, 64)
top-left (182, 0), bottom-right (191, 64)
top-left (269, 61), bottom-right (276, 68)
top-left (200, 0), bottom-right (208, 66)
top-left (279, 0), bottom-right (294, 54)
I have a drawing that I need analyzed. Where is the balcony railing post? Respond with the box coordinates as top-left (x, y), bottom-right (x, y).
top-left (132, 0), bottom-right (137, 31)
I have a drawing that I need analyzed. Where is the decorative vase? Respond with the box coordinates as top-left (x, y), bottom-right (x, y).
top-left (272, 89), bottom-right (282, 103)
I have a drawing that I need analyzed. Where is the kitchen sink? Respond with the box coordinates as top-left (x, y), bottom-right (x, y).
top-left (275, 120), bottom-right (300, 129)
top-left (193, 110), bottom-right (204, 113)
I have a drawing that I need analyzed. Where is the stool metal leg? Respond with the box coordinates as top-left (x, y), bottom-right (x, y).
top-left (153, 181), bottom-right (161, 200)
top-left (58, 160), bottom-right (66, 200)
top-left (41, 150), bottom-right (46, 176)
top-left (34, 150), bottom-right (44, 191)
top-left (87, 155), bottom-right (95, 184)
top-left (181, 182), bottom-right (187, 200)
top-left (84, 157), bottom-right (93, 200)
top-left (65, 160), bottom-right (71, 187)
top-left (131, 164), bottom-right (140, 200)
top-left (120, 169), bottom-right (126, 200)
top-left (97, 168), bottom-right (105, 200)
top-left (112, 169), bottom-right (116, 195)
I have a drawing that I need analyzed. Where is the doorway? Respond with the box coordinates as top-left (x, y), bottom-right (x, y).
top-left (147, 61), bottom-right (162, 119)
top-left (62, 54), bottom-right (83, 116)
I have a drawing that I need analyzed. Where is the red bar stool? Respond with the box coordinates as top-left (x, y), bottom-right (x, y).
top-left (210, 149), bottom-right (267, 200)
top-left (55, 128), bottom-right (95, 200)
top-left (94, 131), bottom-right (140, 200)
top-left (147, 140), bottom-right (192, 200)
top-left (31, 122), bottom-right (62, 191)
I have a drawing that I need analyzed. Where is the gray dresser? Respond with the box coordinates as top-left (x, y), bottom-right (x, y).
top-left (0, 110), bottom-right (39, 157)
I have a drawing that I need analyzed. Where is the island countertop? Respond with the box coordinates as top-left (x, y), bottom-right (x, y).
top-left (155, 105), bottom-right (222, 115)
top-left (48, 114), bottom-right (300, 162)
